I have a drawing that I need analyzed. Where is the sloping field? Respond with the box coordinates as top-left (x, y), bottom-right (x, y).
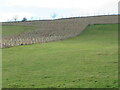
top-left (2, 24), bottom-right (118, 88)
top-left (2, 15), bottom-right (118, 48)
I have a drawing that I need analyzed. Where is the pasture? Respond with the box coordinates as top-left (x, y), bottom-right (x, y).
top-left (2, 24), bottom-right (118, 88)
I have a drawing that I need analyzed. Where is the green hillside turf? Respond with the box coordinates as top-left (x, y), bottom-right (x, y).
top-left (2, 24), bottom-right (118, 88)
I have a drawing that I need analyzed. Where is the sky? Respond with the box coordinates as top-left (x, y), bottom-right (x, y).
top-left (0, 0), bottom-right (119, 22)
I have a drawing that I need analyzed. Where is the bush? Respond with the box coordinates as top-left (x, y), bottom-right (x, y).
top-left (22, 17), bottom-right (27, 22)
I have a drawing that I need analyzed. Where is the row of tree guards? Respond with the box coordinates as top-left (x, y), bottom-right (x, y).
top-left (1, 35), bottom-right (70, 48)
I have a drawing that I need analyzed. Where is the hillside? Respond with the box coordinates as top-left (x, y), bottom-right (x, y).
top-left (3, 24), bottom-right (118, 88)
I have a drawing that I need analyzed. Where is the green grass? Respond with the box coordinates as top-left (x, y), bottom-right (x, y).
top-left (2, 24), bottom-right (118, 88)
top-left (2, 25), bottom-right (37, 36)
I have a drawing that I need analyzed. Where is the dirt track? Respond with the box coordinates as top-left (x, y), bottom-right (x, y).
top-left (1, 15), bottom-right (118, 48)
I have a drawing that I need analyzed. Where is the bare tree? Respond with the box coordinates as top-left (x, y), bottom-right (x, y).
top-left (39, 17), bottom-right (41, 20)
top-left (13, 15), bottom-right (18, 21)
top-left (31, 16), bottom-right (33, 20)
top-left (51, 13), bottom-right (57, 19)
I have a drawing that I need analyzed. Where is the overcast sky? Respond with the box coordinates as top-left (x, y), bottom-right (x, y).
top-left (0, 0), bottom-right (119, 22)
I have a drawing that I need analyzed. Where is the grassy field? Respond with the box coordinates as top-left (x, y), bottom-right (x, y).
top-left (2, 24), bottom-right (118, 88)
top-left (2, 25), bottom-right (37, 36)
